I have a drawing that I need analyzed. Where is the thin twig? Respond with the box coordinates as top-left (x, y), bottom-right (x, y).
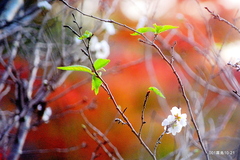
top-left (153, 128), bottom-right (168, 156)
top-left (81, 124), bottom-right (116, 160)
top-left (96, 76), bottom-right (156, 160)
top-left (58, 1), bottom-right (156, 159)
top-left (139, 90), bottom-right (150, 136)
top-left (153, 42), bottom-right (209, 160)
top-left (205, 7), bottom-right (240, 34)
top-left (80, 110), bottom-right (123, 160)
top-left (63, 25), bottom-right (81, 37)
top-left (59, 0), bottom-right (149, 41)
top-left (139, 38), bottom-right (209, 159)
top-left (22, 145), bottom-right (84, 154)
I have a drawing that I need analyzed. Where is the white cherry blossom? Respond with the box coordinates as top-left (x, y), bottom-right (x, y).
top-left (103, 23), bottom-right (116, 35)
top-left (162, 107), bottom-right (187, 135)
top-left (90, 36), bottom-right (110, 59)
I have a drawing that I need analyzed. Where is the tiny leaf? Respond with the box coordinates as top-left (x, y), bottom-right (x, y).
top-left (131, 27), bottom-right (155, 36)
top-left (79, 30), bottom-right (92, 40)
top-left (148, 87), bottom-right (165, 98)
top-left (81, 124), bottom-right (86, 129)
top-left (92, 74), bottom-right (102, 95)
top-left (153, 24), bottom-right (178, 34)
top-left (57, 65), bottom-right (93, 74)
top-left (94, 59), bottom-right (110, 71)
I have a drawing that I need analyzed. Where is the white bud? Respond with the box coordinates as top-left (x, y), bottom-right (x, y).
top-left (42, 107), bottom-right (52, 123)
top-left (103, 23), bottom-right (116, 35)
top-left (37, 1), bottom-right (52, 10)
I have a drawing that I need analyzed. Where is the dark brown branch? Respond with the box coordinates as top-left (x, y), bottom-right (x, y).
top-left (139, 90), bottom-right (150, 136)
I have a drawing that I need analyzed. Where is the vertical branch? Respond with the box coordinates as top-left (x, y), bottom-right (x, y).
top-left (139, 90), bottom-right (150, 136)
top-left (0, 33), bottom-right (21, 153)
top-left (7, 109), bottom-right (33, 160)
top-left (95, 74), bottom-right (156, 160)
top-left (8, 82), bottom-right (51, 160)
top-left (153, 129), bottom-right (168, 156)
top-left (57, 2), bottom-right (156, 158)
top-left (0, 33), bottom-right (21, 92)
top-left (151, 42), bottom-right (209, 160)
top-left (27, 43), bottom-right (40, 98)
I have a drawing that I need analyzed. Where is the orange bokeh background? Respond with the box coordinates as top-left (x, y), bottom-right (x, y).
top-left (2, 0), bottom-right (240, 159)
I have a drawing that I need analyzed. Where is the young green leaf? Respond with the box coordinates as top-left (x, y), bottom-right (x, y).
top-left (148, 87), bottom-right (165, 98)
top-left (131, 24), bottom-right (178, 36)
top-left (57, 65), bottom-right (93, 74)
top-left (79, 30), bottom-right (92, 40)
top-left (153, 24), bottom-right (178, 34)
top-left (92, 74), bottom-right (102, 95)
top-left (131, 27), bottom-right (155, 36)
top-left (93, 59), bottom-right (110, 71)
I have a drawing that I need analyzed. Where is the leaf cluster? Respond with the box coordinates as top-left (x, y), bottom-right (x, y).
top-left (131, 24), bottom-right (178, 36)
top-left (57, 58), bottom-right (110, 95)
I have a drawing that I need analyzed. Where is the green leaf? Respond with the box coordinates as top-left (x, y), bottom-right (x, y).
top-left (94, 59), bottom-right (110, 71)
top-left (57, 65), bottom-right (93, 74)
top-left (148, 87), bottom-right (165, 98)
top-left (79, 30), bottom-right (93, 40)
top-left (92, 74), bottom-right (102, 95)
top-left (131, 27), bottom-right (155, 36)
top-left (153, 24), bottom-right (178, 34)
top-left (131, 24), bottom-right (178, 36)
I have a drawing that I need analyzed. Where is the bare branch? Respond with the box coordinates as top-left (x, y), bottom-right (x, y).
top-left (205, 7), bottom-right (240, 34)
top-left (139, 90), bottom-right (150, 136)
top-left (80, 111), bottom-right (123, 160)
top-left (146, 41), bottom-right (209, 159)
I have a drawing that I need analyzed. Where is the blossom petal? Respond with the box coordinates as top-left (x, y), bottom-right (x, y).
top-left (168, 127), bottom-right (174, 135)
top-left (169, 126), bottom-right (180, 136)
top-left (175, 122), bottom-right (182, 132)
top-left (179, 114), bottom-right (187, 126)
top-left (171, 106), bottom-right (181, 115)
top-left (95, 40), bottom-right (110, 59)
top-left (103, 23), bottom-right (116, 35)
top-left (162, 119), bottom-right (169, 126)
top-left (167, 115), bottom-right (175, 121)
top-left (162, 115), bottom-right (174, 125)
top-left (181, 113), bottom-right (187, 119)
top-left (89, 36), bottom-right (99, 51)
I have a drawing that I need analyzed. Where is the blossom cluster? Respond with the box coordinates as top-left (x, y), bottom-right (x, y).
top-left (90, 36), bottom-right (110, 59)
